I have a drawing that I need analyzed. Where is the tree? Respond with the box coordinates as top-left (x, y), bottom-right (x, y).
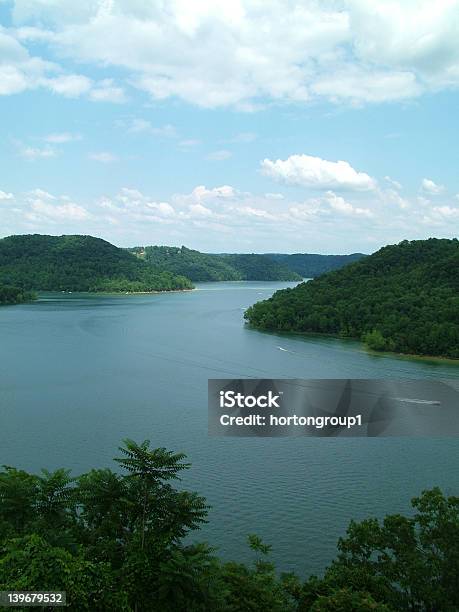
top-left (299, 488), bottom-right (459, 611)
top-left (0, 443), bottom-right (457, 610)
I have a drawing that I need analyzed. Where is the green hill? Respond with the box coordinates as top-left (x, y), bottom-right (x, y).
top-left (223, 253), bottom-right (302, 281)
top-left (245, 238), bottom-right (459, 358)
top-left (264, 252), bottom-right (366, 277)
top-left (130, 246), bottom-right (241, 281)
top-left (130, 246), bottom-right (301, 281)
top-left (0, 235), bottom-right (193, 293)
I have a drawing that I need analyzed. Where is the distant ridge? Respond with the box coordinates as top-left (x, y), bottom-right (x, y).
top-left (0, 234), bottom-right (193, 293)
top-left (245, 238), bottom-right (459, 359)
top-left (129, 246), bottom-right (301, 281)
top-left (263, 252), bottom-right (366, 278)
top-left (128, 245), bottom-right (364, 281)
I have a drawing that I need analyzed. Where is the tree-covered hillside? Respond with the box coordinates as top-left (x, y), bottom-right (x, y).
top-left (223, 253), bottom-right (302, 281)
top-left (0, 285), bottom-right (35, 305)
top-left (130, 246), bottom-right (241, 281)
top-left (265, 252), bottom-right (366, 277)
top-left (0, 235), bottom-right (193, 293)
top-left (130, 245), bottom-right (302, 281)
top-left (245, 239), bottom-right (459, 358)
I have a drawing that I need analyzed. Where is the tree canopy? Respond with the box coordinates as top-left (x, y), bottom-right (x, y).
top-left (0, 285), bottom-right (35, 305)
top-left (129, 246), bottom-right (302, 281)
top-left (265, 253), bottom-right (366, 278)
top-left (1, 440), bottom-right (457, 610)
top-left (0, 235), bottom-right (193, 293)
top-left (245, 238), bottom-right (459, 358)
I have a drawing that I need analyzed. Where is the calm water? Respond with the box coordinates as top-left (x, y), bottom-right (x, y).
top-left (1, 281), bottom-right (458, 576)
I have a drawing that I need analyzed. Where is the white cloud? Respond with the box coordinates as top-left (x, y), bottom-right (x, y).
top-left (6, 0), bottom-right (459, 108)
top-left (123, 119), bottom-right (177, 138)
top-left (0, 26), bottom-right (125, 102)
top-left (0, 190), bottom-right (14, 201)
top-left (261, 154), bottom-right (376, 191)
top-left (383, 188), bottom-right (409, 210)
top-left (189, 203), bottom-right (213, 218)
top-left (384, 176), bottom-right (402, 190)
top-left (88, 152), bottom-right (118, 163)
top-left (18, 144), bottom-right (56, 160)
top-left (22, 189), bottom-right (91, 222)
top-left (3, 182), bottom-right (458, 252)
top-left (44, 132), bottom-right (81, 143)
top-left (184, 185), bottom-right (236, 202)
top-left (46, 74), bottom-right (91, 97)
top-left (311, 67), bottom-right (421, 105)
top-left (226, 132), bottom-right (257, 143)
top-left (29, 199), bottom-right (90, 221)
top-left (421, 178), bottom-right (445, 194)
top-left (207, 150), bottom-right (232, 161)
top-left (431, 205), bottom-right (459, 218)
top-left (265, 193), bottom-right (285, 200)
top-left (88, 78), bottom-right (126, 103)
top-left (178, 139), bottom-right (201, 148)
top-left (324, 191), bottom-right (373, 217)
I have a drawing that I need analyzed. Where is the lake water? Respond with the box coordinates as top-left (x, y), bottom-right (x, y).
top-left (1, 281), bottom-right (458, 577)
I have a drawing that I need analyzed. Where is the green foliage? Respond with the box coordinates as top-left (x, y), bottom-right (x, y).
top-left (129, 245), bottom-right (302, 281)
top-left (0, 234), bottom-right (193, 293)
top-left (0, 535), bottom-right (127, 610)
top-left (298, 487), bottom-right (459, 611)
top-left (0, 285), bottom-right (35, 305)
top-left (245, 238), bottom-right (459, 358)
top-left (0, 443), bottom-right (457, 610)
top-left (223, 254), bottom-right (302, 281)
top-left (265, 253), bottom-right (367, 278)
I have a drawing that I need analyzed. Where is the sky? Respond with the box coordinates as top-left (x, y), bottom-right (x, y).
top-left (0, 0), bottom-right (458, 254)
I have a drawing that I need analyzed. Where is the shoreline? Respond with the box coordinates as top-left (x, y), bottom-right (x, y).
top-left (245, 324), bottom-right (459, 365)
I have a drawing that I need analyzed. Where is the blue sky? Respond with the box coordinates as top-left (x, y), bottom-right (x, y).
top-left (1, 0), bottom-right (458, 253)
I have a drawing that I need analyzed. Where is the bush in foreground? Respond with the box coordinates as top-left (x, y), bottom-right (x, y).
top-left (0, 440), bottom-right (457, 610)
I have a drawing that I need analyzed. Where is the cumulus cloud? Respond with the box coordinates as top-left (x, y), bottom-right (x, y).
top-left (4, 0), bottom-right (459, 108)
top-left (421, 178), bottom-right (445, 194)
top-left (261, 154), bottom-right (376, 191)
top-left (2, 182), bottom-right (458, 252)
top-left (324, 191), bottom-right (373, 217)
top-left (0, 26), bottom-right (125, 102)
top-left (0, 190), bottom-right (14, 201)
top-left (23, 189), bottom-right (91, 222)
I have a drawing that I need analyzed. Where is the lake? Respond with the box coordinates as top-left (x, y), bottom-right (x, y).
top-left (1, 281), bottom-right (458, 577)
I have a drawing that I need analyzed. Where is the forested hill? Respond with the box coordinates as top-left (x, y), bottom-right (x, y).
top-left (0, 235), bottom-right (193, 293)
top-left (129, 246), bottom-right (302, 281)
top-left (264, 252), bottom-right (366, 277)
top-left (245, 238), bottom-right (459, 358)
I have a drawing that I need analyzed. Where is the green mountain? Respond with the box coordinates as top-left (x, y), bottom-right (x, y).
top-left (264, 252), bottom-right (366, 277)
top-left (0, 235), bottom-right (193, 293)
top-left (245, 238), bottom-right (459, 358)
top-left (130, 246), bottom-right (302, 281)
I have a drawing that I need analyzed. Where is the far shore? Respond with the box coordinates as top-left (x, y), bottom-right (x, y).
top-left (245, 324), bottom-right (459, 365)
